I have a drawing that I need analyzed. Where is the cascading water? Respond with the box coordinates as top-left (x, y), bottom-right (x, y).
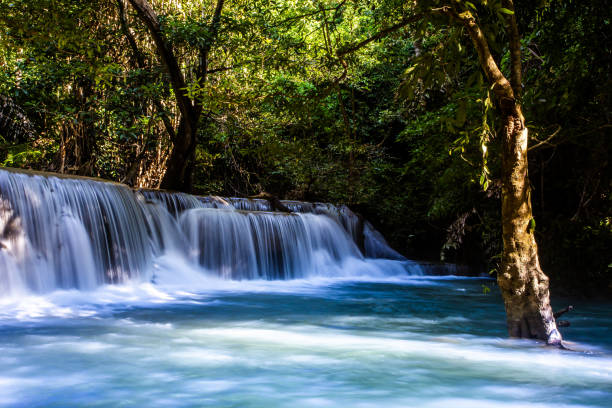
top-left (153, 193), bottom-right (404, 260)
top-left (2, 168), bottom-right (611, 408)
top-left (180, 209), bottom-right (363, 280)
top-left (0, 168), bottom-right (419, 296)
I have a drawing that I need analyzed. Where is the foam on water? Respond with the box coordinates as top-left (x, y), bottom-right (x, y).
top-left (0, 278), bottom-right (610, 407)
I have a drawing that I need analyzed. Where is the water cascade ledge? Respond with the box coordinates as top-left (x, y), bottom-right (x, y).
top-left (0, 167), bottom-right (430, 296)
top-left (141, 190), bottom-right (406, 260)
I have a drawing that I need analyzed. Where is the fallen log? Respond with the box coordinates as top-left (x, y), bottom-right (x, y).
top-left (248, 192), bottom-right (291, 213)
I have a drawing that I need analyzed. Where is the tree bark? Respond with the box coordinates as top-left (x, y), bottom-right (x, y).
top-left (74, 78), bottom-right (96, 176)
top-left (160, 117), bottom-right (197, 191)
top-left (497, 106), bottom-right (561, 344)
top-left (443, 1), bottom-right (561, 344)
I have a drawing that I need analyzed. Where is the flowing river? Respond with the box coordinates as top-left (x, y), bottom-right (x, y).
top-left (1, 276), bottom-right (611, 407)
top-left (0, 169), bottom-right (610, 407)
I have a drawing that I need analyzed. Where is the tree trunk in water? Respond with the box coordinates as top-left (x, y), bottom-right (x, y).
top-left (335, 3), bottom-right (563, 344)
top-left (440, 2), bottom-right (562, 345)
top-left (497, 107), bottom-right (562, 345)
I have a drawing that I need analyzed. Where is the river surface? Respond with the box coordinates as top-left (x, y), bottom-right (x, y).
top-left (0, 274), bottom-right (610, 407)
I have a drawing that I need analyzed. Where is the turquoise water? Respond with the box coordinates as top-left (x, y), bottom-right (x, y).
top-left (0, 276), bottom-right (610, 407)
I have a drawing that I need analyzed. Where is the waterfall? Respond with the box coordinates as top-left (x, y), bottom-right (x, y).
top-left (0, 168), bottom-right (418, 296)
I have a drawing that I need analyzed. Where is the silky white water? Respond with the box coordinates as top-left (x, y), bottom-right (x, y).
top-left (0, 276), bottom-right (610, 407)
top-left (0, 169), bottom-right (416, 295)
top-left (0, 169), bottom-right (610, 407)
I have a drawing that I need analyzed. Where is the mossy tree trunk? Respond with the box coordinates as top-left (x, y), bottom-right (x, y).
top-left (445, 1), bottom-right (561, 344)
top-left (497, 104), bottom-right (561, 344)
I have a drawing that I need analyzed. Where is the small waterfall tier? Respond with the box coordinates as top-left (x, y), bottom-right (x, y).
top-left (0, 168), bottom-right (416, 296)
top-left (142, 192), bottom-right (406, 260)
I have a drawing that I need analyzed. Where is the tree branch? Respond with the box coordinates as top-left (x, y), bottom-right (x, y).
top-left (127, 0), bottom-right (194, 123)
top-left (196, 0), bottom-right (225, 83)
top-left (117, 0), bottom-right (146, 67)
top-left (336, 13), bottom-right (425, 57)
top-left (206, 65), bottom-right (237, 74)
top-left (554, 305), bottom-right (573, 319)
top-left (272, 0), bottom-right (347, 28)
top-left (440, 3), bottom-right (516, 114)
top-left (194, 0), bottom-right (225, 117)
top-left (501, 0), bottom-right (522, 97)
top-left (528, 125), bottom-right (561, 151)
top-left (117, 0), bottom-right (176, 143)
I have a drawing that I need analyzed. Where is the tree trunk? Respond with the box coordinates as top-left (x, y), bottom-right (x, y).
top-left (160, 146), bottom-right (190, 190)
top-left (497, 105), bottom-right (562, 345)
top-left (438, 3), bottom-right (562, 345)
top-left (159, 118), bottom-right (196, 191)
top-left (335, 2), bottom-right (563, 344)
top-left (74, 79), bottom-right (96, 176)
top-left (127, 0), bottom-right (224, 192)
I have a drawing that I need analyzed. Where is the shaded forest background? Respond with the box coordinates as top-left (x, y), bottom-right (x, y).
top-left (0, 0), bottom-right (610, 295)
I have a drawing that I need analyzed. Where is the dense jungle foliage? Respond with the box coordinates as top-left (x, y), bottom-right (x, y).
top-left (0, 0), bottom-right (610, 295)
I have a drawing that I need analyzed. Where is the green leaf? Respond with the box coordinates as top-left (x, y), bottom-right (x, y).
top-left (527, 218), bottom-right (536, 234)
top-left (499, 8), bottom-right (514, 15)
top-left (404, 65), bottom-right (417, 75)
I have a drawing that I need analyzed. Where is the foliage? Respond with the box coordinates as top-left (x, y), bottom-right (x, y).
top-left (0, 0), bottom-right (609, 294)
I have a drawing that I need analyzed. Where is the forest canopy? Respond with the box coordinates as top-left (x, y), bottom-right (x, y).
top-left (0, 0), bottom-right (610, 295)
